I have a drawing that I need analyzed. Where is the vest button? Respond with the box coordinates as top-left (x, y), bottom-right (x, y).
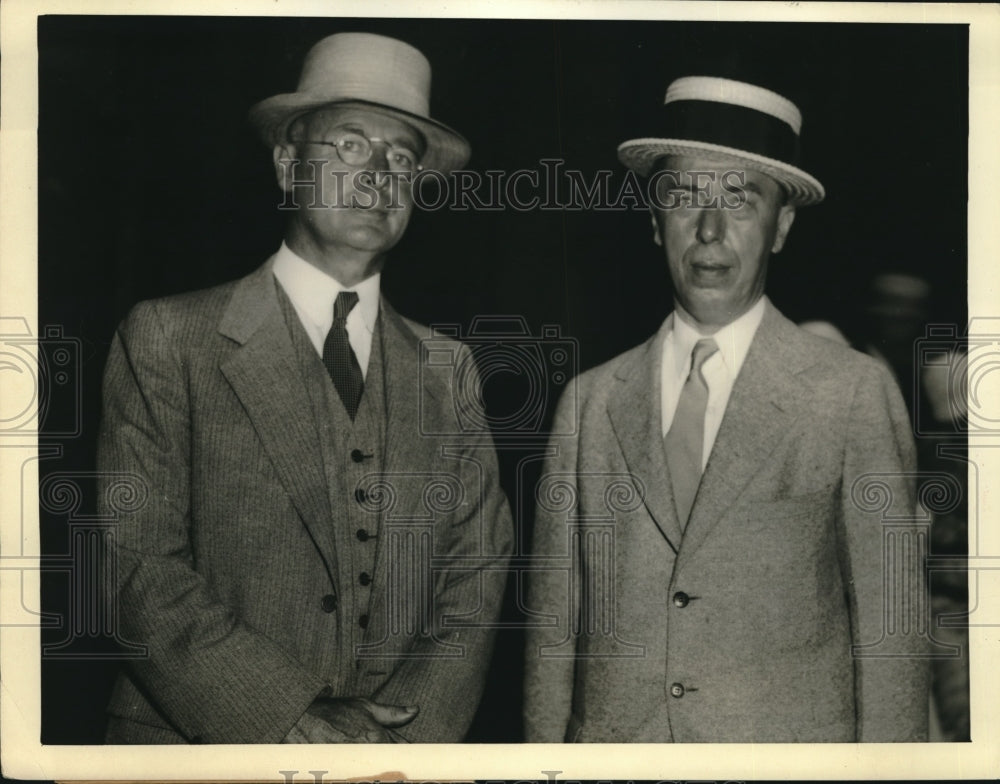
top-left (351, 449), bottom-right (366, 463)
top-left (359, 571), bottom-right (372, 586)
top-left (356, 528), bottom-right (370, 542)
top-left (672, 591), bottom-right (690, 608)
top-left (320, 594), bottom-right (337, 613)
top-left (669, 683), bottom-right (685, 698)
top-left (354, 488), bottom-right (367, 504)
top-left (359, 613), bottom-right (369, 629)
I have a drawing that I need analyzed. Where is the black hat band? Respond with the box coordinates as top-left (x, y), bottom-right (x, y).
top-left (658, 100), bottom-right (801, 166)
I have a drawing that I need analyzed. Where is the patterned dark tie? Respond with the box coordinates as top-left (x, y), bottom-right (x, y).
top-left (664, 337), bottom-right (719, 529)
top-left (322, 291), bottom-right (364, 420)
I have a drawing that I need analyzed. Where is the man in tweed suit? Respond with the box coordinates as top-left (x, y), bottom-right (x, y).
top-left (524, 76), bottom-right (929, 742)
top-left (98, 33), bottom-right (512, 744)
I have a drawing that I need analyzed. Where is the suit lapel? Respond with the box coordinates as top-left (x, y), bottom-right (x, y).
top-left (218, 259), bottom-right (339, 576)
top-left (606, 321), bottom-right (684, 553)
top-left (363, 300), bottom-right (450, 638)
top-left (378, 299), bottom-right (446, 489)
top-left (679, 303), bottom-right (816, 559)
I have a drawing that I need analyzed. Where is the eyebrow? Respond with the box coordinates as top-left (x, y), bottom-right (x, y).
top-left (326, 122), bottom-right (365, 137)
top-left (328, 122), bottom-right (422, 150)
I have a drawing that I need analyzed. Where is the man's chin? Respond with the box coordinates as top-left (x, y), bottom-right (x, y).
top-left (341, 218), bottom-right (404, 245)
top-left (341, 228), bottom-right (402, 255)
top-left (679, 294), bottom-right (747, 328)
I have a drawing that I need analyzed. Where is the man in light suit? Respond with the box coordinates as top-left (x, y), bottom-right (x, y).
top-left (524, 76), bottom-right (929, 742)
top-left (98, 33), bottom-right (512, 744)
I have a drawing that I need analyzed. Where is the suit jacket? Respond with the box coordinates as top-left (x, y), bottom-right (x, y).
top-left (524, 300), bottom-right (929, 743)
top-left (97, 258), bottom-right (513, 744)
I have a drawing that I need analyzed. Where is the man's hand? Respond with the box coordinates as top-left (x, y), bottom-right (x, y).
top-left (282, 696), bottom-right (418, 743)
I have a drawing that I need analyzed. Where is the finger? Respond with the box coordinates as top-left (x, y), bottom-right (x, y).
top-left (312, 700), bottom-right (370, 738)
top-left (360, 699), bottom-right (419, 728)
top-left (307, 723), bottom-right (355, 743)
top-left (300, 710), bottom-right (355, 743)
top-left (363, 728), bottom-right (389, 743)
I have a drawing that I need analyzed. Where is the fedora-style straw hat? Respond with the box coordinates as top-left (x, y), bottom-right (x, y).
top-left (617, 75), bottom-right (825, 206)
top-left (249, 32), bottom-right (471, 173)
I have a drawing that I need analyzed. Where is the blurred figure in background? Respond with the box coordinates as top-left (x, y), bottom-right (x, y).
top-left (863, 271), bottom-right (969, 741)
top-left (801, 271), bottom-right (969, 741)
top-left (919, 347), bottom-right (970, 742)
top-left (862, 272), bottom-right (931, 414)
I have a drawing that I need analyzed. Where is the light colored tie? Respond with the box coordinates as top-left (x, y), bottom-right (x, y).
top-left (665, 337), bottom-right (719, 529)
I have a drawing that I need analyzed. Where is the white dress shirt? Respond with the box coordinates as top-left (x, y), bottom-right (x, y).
top-left (661, 296), bottom-right (767, 470)
top-left (272, 242), bottom-right (380, 378)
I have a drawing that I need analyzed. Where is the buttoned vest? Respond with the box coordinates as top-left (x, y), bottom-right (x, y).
top-left (276, 281), bottom-right (388, 694)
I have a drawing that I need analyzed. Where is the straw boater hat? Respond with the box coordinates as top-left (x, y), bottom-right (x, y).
top-left (617, 75), bottom-right (825, 206)
top-left (249, 32), bottom-right (470, 173)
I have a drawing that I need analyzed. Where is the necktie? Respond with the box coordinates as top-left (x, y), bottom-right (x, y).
top-left (664, 337), bottom-right (719, 529)
top-left (322, 291), bottom-right (364, 420)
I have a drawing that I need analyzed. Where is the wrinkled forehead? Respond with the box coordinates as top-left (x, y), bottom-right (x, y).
top-left (291, 105), bottom-right (426, 152)
top-left (653, 153), bottom-right (785, 198)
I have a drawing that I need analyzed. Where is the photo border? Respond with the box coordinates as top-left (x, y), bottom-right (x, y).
top-left (2, 0), bottom-right (998, 780)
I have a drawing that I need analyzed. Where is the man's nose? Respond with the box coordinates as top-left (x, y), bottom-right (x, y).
top-left (356, 153), bottom-right (393, 193)
top-left (367, 143), bottom-right (392, 175)
top-left (695, 205), bottom-right (726, 244)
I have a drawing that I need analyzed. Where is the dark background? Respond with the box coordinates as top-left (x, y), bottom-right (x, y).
top-left (37, 16), bottom-right (968, 743)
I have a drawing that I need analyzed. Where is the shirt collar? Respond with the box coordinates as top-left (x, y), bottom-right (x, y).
top-left (669, 295), bottom-right (767, 378)
top-left (272, 241), bottom-right (380, 333)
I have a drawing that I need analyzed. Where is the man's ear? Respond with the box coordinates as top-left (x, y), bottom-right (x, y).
top-left (272, 142), bottom-right (298, 193)
top-left (771, 204), bottom-right (796, 253)
top-left (650, 209), bottom-right (663, 247)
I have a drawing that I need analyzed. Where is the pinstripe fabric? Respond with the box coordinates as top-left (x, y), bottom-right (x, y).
top-left (279, 279), bottom-right (388, 696)
top-left (98, 258), bottom-right (513, 743)
top-left (524, 301), bottom-right (929, 743)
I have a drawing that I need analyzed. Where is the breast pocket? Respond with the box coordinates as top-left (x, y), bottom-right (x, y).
top-left (744, 486), bottom-right (834, 522)
top-left (734, 486), bottom-right (844, 648)
top-left (736, 487), bottom-right (838, 575)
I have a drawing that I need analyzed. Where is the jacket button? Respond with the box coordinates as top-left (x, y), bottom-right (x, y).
top-left (356, 528), bottom-right (370, 542)
top-left (354, 488), bottom-right (367, 504)
top-left (359, 571), bottom-right (372, 586)
top-left (351, 449), bottom-right (366, 463)
top-left (669, 683), bottom-right (685, 698)
top-left (359, 613), bottom-right (369, 629)
top-left (320, 594), bottom-right (337, 613)
top-left (672, 591), bottom-right (690, 608)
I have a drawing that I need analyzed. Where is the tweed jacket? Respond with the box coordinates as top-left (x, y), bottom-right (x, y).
top-left (97, 258), bottom-right (513, 744)
top-left (524, 300), bottom-right (929, 743)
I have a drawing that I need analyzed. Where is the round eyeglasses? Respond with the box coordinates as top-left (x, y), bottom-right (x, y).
top-left (296, 132), bottom-right (423, 173)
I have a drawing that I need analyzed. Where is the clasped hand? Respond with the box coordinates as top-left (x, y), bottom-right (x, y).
top-left (283, 696), bottom-right (418, 743)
